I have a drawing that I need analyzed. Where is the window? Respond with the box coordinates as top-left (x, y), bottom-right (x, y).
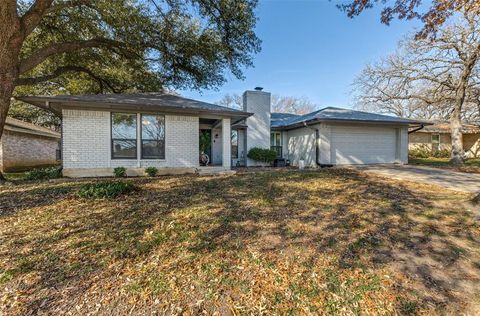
top-left (271, 132), bottom-right (281, 146)
top-left (270, 132), bottom-right (282, 158)
top-left (141, 114), bottom-right (165, 159)
top-left (231, 130), bottom-right (238, 159)
top-left (111, 113), bottom-right (137, 159)
top-left (432, 134), bottom-right (440, 152)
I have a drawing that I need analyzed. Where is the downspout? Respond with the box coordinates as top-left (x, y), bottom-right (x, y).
top-left (302, 121), bottom-right (332, 168)
top-left (408, 124), bottom-right (425, 134)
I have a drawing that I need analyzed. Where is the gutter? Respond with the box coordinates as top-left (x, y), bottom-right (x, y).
top-left (302, 122), bottom-right (332, 168)
top-left (408, 124), bottom-right (425, 134)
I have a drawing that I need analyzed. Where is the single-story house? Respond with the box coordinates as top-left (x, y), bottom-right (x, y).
top-left (0, 117), bottom-right (60, 172)
top-left (18, 89), bottom-right (427, 177)
top-left (409, 122), bottom-right (480, 158)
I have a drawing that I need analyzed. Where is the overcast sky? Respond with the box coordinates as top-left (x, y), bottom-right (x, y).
top-left (180, 0), bottom-right (421, 108)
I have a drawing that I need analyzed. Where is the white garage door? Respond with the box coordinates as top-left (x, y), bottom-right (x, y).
top-left (331, 125), bottom-right (397, 165)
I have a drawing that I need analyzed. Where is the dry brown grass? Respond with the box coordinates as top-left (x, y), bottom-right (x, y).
top-left (0, 169), bottom-right (479, 315)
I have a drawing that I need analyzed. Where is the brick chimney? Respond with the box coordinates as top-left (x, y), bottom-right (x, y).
top-left (243, 89), bottom-right (271, 166)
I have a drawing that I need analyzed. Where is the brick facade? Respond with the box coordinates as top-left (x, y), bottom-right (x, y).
top-left (409, 132), bottom-right (480, 158)
top-left (0, 130), bottom-right (59, 172)
top-left (62, 109), bottom-right (204, 176)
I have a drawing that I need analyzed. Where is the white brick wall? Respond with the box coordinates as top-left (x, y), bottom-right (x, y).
top-left (63, 110), bottom-right (110, 169)
top-left (62, 110), bottom-right (199, 170)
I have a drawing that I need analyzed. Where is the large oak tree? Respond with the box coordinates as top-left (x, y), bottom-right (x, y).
top-left (0, 0), bottom-right (260, 140)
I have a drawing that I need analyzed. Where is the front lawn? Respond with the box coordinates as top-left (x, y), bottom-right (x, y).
top-left (409, 157), bottom-right (480, 173)
top-left (1, 170), bottom-right (479, 315)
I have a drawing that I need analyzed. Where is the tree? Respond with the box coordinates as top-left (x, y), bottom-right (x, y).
top-left (271, 95), bottom-right (317, 115)
top-left (0, 0), bottom-right (260, 143)
top-left (353, 12), bottom-right (480, 164)
top-left (216, 93), bottom-right (243, 109)
top-left (339, 0), bottom-right (480, 38)
top-left (216, 93), bottom-right (318, 114)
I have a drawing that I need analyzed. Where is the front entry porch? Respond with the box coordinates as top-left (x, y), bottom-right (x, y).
top-left (199, 117), bottom-right (232, 170)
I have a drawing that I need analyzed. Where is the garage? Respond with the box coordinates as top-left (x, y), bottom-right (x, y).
top-left (330, 125), bottom-right (398, 164)
top-left (272, 107), bottom-right (426, 167)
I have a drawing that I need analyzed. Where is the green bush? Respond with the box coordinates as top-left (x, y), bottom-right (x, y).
top-left (78, 181), bottom-right (135, 199)
top-left (26, 166), bottom-right (62, 180)
top-left (113, 167), bottom-right (127, 178)
top-left (247, 147), bottom-right (277, 164)
top-left (409, 146), bottom-right (450, 159)
top-left (145, 166), bottom-right (158, 177)
top-left (409, 147), bottom-right (431, 159)
top-left (431, 149), bottom-right (450, 158)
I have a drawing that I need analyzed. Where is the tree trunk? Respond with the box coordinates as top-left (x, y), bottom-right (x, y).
top-left (450, 105), bottom-right (464, 165)
top-left (450, 45), bottom-right (480, 165)
top-left (0, 2), bottom-right (23, 180)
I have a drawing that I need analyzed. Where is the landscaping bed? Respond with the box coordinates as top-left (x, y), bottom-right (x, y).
top-left (0, 169), bottom-right (479, 315)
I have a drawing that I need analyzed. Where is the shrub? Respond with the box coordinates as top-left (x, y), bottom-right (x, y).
top-left (431, 149), bottom-right (450, 158)
top-left (409, 146), bottom-right (450, 159)
top-left (409, 147), bottom-right (431, 159)
top-left (78, 181), bottom-right (135, 199)
top-left (247, 147), bottom-right (277, 164)
top-left (113, 167), bottom-right (127, 178)
top-left (145, 166), bottom-right (158, 177)
top-left (26, 166), bottom-right (62, 180)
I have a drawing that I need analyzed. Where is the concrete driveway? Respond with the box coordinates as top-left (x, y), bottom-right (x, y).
top-left (355, 164), bottom-right (480, 193)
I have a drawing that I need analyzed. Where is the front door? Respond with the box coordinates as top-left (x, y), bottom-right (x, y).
top-left (199, 129), bottom-right (212, 164)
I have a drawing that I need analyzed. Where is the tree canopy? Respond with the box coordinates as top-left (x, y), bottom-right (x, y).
top-left (0, 0), bottom-right (261, 138)
top-left (339, 0), bottom-right (480, 37)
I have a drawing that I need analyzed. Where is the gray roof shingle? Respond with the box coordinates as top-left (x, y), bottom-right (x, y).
top-left (271, 107), bottom-right (429, 129)
top-left (17, 93), bottom-right (252, 118)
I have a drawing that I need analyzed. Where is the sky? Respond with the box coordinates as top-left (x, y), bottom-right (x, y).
top-left (180, 0), bottom-right (422, 109)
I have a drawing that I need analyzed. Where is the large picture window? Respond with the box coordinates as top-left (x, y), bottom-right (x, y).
top-left (141, 114), bottom-right (165, 159)
top-left (111, 113), bottom-right (137, 159)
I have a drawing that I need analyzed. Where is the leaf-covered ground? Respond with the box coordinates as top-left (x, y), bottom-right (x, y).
top-left (0, 169), bottom-right (479, 315)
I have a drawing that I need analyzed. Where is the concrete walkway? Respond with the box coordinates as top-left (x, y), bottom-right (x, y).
top-left (355, 165), bottom-right (480, 193)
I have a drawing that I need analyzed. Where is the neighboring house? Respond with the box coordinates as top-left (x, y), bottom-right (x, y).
top-left (0, 118), bottom-right (60, 172)
top-left (409, 122), bottom-right (480, 158)
top-left (18, 89), bottom-right (427, 177)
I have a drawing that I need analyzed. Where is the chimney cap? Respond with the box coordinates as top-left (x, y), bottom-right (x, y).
top-left (254, 87), bottom-right (263, 91)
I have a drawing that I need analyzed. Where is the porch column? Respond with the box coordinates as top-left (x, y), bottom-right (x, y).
top-left (222, 118), bottom-right (231, 169)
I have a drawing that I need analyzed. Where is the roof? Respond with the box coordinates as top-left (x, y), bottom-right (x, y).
top-left (271, 107), bottom-right (430, 129)
top-left (416, 122), bottom-right (480, 134)
top-left (4, 117), bottom-right (60, 139)
top-left (16, 93), bottom-right (253, 120)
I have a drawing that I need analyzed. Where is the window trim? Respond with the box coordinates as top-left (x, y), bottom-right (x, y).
top-left (111, 112), bottom-right (138, 160)
top-left (140, 114), bottom-right (166, 160)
